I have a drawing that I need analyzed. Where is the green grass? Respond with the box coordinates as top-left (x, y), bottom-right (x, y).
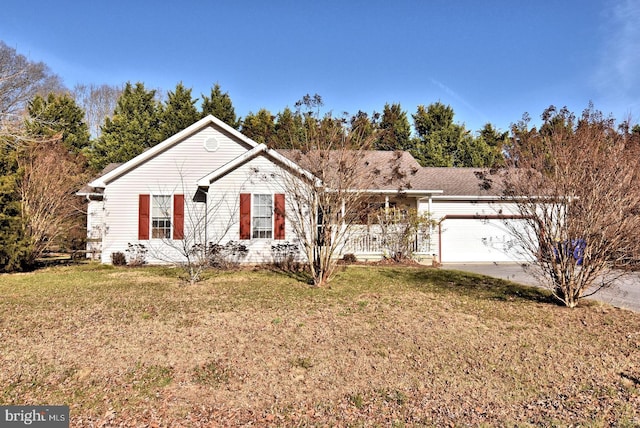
top-left (0, 263), bottom-right (639, 426)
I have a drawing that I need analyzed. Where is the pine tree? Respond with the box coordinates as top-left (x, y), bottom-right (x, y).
top-left (475, 123), bottom-right (507, 167)
top-left (159, 82), bottom-right (199, 141)
top-left (271, 107), bottom-right (305, 148)
top-left (0, 141), bottom-right (30, 272)
top-left (88, 82), bottom-right (162, 171)
top-left (350, 110), bottom-right (378, 145)
top-left (375, 103), bottom-right (411, 151)
top-left (201, 83), bottom-right (239, 129)
top-left (411, 102), bottom-right (495, 167)
top-left (240, 109), bottom-right (275, 145)
top-left (26, 93), bottom-right (91, 155)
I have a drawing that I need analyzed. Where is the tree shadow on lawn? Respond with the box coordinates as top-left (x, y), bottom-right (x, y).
top-left (381, 267), bottom-right (558, 305)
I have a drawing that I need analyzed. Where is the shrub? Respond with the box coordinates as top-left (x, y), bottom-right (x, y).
top-left (271, 242), bottom-right (303, 272)
top-left (111, 251), bottom-right (126, 266)
top-left (342, 253), bottom-right (357, 263)
top-left (125, 243), bottom-right (148, 266)
top-left (208, 241), bottom-right (249, 269)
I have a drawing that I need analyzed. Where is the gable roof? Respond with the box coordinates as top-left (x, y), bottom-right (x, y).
top-left (80, 114), bottom-right (504, 199)
top-left (89, 115), bottom-right (258, 188)
top-left (197, 144), bottom-right (318, 187)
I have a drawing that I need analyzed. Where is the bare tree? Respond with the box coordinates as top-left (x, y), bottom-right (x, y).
top-left (272, 96), bottom-right (411, 286)
top-left (499, 105), bottom-right (640, 307)
top-left (73, 83), bottom-right (123, 138)
top-left (17, 137), bottom-right (87, 262)
top-left (144, 176), bottom-right (241, 285)
top-left (0, 41), bottom-right (63, 136)
top-left (374, 207), bottom-right (435, 262)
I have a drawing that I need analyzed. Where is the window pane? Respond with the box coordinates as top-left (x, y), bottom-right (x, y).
top-left (152, 195), bottom-right (171, 239)
top-left (252, 194), bottom-right (272, 239)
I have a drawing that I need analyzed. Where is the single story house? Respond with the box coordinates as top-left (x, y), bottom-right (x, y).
top-left (77, 115), bottom-right (530, 265)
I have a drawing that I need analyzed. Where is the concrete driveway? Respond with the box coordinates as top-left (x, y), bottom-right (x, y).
top-left (442, 263), bottom-right (640, 313)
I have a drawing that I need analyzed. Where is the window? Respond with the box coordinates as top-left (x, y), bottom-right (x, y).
top-left (152, 195), bottom-right (171, 239)
top-left (139, 194), bottom-right (184, 240)
top-left (239, 193), bottom-right (285, 240)
top-left (252, 194), bottom-right (273, 239)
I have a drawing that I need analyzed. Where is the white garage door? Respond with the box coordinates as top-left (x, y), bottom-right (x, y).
top-left (440, 218), bottom-right (529, 263)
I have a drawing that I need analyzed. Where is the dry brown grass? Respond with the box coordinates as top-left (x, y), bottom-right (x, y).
top-left (1, 263), bottom-right (639, 426)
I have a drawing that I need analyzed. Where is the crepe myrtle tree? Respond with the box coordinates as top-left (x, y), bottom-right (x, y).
top-left (269, 94), bottom-right (412, 287)
top-left (492, 104), bottom-right (640, 308)
top-left (144, 176), bottom-right (241, 285)
top-left (374, 207), bottom-right (436, 262)
top-left (277, 134), bottom-right (376, 286)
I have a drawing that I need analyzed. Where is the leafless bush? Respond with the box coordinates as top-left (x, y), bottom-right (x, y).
top-left (207, 241), bottom-right (249, 269)
top-left (499, 104), bottom-right (640, 307)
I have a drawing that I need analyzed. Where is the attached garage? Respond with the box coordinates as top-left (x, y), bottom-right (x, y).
top-left (438, 215), bottom-right (530, 263)
top-left (414, 168), bottom-right (534, 264)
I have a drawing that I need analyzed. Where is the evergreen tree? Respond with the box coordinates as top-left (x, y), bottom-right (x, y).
top-left (88, 82), bottom-right (162, 171)
top-left (26, 93), bottom-right (91, 155)
top-left (475, 123), bottom-right (507, 166)
top-left (201, 83), bottom-right (239, 129)
top-left (0, 140), bottom-right (29, 272)
top-left (159, 82), bottom-right (199, 141)
top-left (411, 103), bottom-right (458, 166)
top-left (350, 110), bottom-right (378, 144)
top-left (375, 103), bottom-right (411, 151)
top-left (271, 107), bottom-right (305, 148)
top-left (240, 109), bottom-right (275, 145)
top-left (411, 102), bottom-right (495, 167)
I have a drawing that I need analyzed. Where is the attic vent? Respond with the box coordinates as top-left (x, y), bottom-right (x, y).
top-left (204, 136), bottom-right (220, 152)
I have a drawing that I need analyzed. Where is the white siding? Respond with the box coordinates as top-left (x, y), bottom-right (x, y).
top-left (86, 199), bottom-right (104, 259)
top-left (207, 154), bottom-right (305, 264)
top-left (100, 124), bottom-right (256, 264)
top-left (100, 127), bottom-right (307, 265)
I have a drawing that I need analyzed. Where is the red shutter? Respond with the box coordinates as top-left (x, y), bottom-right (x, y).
top-left (240, 193), bottom-right (251, 240)
top-left (274, 193), bottom-right (285, 240)
top-left (138, 194), bottom-right (150, 240)
top-left (173, 194), bottom-right (184, 239)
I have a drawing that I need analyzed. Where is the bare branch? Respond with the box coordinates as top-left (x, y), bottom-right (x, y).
top-left (497, 105), bottom-right (640, 307)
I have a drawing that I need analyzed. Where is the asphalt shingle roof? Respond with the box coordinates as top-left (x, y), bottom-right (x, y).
top-left (80, 151), bottom-right (505, 198)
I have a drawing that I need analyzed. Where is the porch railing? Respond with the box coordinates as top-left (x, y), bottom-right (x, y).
top-left (343, 230), bottom-right (433, 255)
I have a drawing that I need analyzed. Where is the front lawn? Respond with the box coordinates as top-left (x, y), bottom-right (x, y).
top-left (1, 264), bottom-right (639, 426)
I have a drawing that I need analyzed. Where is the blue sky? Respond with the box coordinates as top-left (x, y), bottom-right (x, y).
top-left (1, 0), bottom-right (639, 133)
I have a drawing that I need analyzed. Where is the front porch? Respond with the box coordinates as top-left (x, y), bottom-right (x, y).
top-left (342, 229), bottom-right (436, 265)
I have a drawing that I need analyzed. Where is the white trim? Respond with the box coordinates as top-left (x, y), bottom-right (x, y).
top-left (345, 189), bottom-right (444, 196)
top-left (150, 193), bottom-right (174, 240)
top-left (250, 193), bottom-right (275, 240)
top-left (431, 195), bottom-right (507, 201)
top-left (90, 115), bottom-right (259, 188)
top-left (197, 144), bottom-right (267, 186)
top-left (197, 144), bottom-right (318, 187)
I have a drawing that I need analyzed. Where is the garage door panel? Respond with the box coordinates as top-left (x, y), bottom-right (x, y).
top-left (441, 219), bottom-right (528, 263)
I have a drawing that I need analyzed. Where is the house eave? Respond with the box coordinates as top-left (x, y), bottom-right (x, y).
top-left (89, 115), bottom-right (259, 188)
top-left (197, 144), bottom-right (319, 187)
top-left (431, 195), bottom-right (507, 201)
top-left (363, 189), bottom-right (444, 196)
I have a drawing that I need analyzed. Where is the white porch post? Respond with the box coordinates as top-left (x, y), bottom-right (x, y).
top-left (428, 195), bottom-right (434, 255)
